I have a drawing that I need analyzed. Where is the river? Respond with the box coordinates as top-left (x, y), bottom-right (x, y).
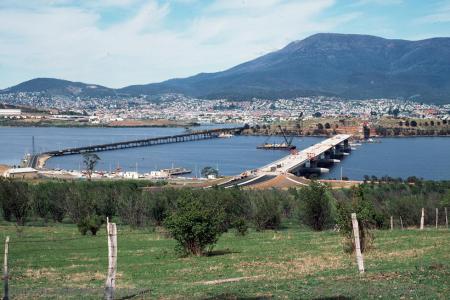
top-left (1, 127), bottom-right (449, 180)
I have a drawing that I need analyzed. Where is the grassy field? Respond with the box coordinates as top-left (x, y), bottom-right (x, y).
top-left (0, 222), bottom-right (449, 299)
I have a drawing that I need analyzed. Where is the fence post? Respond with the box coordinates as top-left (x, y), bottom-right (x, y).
top-left (390, 216), bottom-right (393, 231)
top-left (3, 236), bottom-right (9, 300)
top-left (105, 223), bottom-right (117, 300)
top-left (445, 207), bottom-right (448, 229)
top-left (436, 208), bottom-right (438, 229)
top-left (400, 216), bottom-right (404, 230)
top-left (420, 208), bottom-right (424, 230)
top-left (351, 213), bottom-right (364, 274)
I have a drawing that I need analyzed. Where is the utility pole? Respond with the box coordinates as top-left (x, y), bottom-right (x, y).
top-left (340, 167), bottom-right (343, 181)
top-left (31, 136), bottom-right (35, 156)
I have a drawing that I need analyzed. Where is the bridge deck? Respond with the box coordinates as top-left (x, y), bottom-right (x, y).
top-left (45, 127), bottom-right (243, 156)
top-left (29, 126), bottom-right (244, 168)
top-left (258, 134), bottom-right (351, 174)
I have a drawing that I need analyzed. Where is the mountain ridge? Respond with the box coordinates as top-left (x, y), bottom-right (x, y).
top-left (2, 33), bottom-right (450, 104)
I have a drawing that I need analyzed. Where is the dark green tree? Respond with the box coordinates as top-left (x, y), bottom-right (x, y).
top-left (164, 191), bottom-right (225, 256)
top-left (297, 181), bottom-right (334, 231)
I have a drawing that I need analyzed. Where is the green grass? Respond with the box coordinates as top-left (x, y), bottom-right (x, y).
top-left (0, 223), bottom-right (449, 299)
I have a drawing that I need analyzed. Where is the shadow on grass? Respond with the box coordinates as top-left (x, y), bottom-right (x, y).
top-left (207, 249), bottom-right (240, 257)
top-left (202, 294), bottom-right (352, 300)
top-left (201, 294), bottom-right (272, 300)
top-left (312, 297), bottom-right (352, 300)
top-left (117, 289), bottom-right (152, 300)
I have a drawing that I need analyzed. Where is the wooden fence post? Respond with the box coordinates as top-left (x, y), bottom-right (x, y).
top-left (420, 208), bottom-right (424, 230)
top-left (400, 216), bottom-right (404, 230)
top-left (3, 236), bottom-right (9, 300)
top-left (445, 207), bottom-right (448, 229)
top-left (351, 213), bottom-right (364, 274)
top-left (105, 223), bottom-right (117, 300)
top-left (436, 208), bottom-right (438, 229)
top-left (390, 216), bottom-right (393, 231)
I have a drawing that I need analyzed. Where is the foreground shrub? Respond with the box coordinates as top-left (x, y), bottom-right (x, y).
top-left (32, 182), bottom-right (67, 222)
top-left (118, 189), bottom-right (148, 228)
top-left (77, 215), bottom-right (103, 235)
top-left (296, 181), bottom-right (334, 231)
top-left (336, 187), bottom-right (376, 253)
top-left (233, 217), bottom-right (249, 236)
top-left (144, 190), bottom-right (177, 226)
top-left (249, 191), bottom-right (282, 231)
top-left (164, 191), bottom-right (225, 256)
top-left (0, 178), bottom-right (32, 225)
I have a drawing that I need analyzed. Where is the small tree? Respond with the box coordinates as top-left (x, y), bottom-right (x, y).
top-left (164, 192), bottom-right (225, 256)
top-left (77, 215), bottom-right (102, 235)
top-left (336, 187), bottom-right (376, 253)
top-left (250, 191), bottom-right (282, 231)
top-left (82, 153), bottom-right (100, 181)
top-left (297, 181), bottom-right (334, 231)
top-left (0, 179), bottom-right (31, 226)
top-left (201, 166), bottom-right (219, 178)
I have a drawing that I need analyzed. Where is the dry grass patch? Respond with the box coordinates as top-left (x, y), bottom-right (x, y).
top-left (196, 275), bottom-right (264, 285)
top-left (67, 271), bottom-right (105, 283)
top-left (68, 255), bottom-right (101, 262)
top-left (368, 246), bottom-right (435, 260)
top-left (237, 255), bottom-right (343, 279)
top-left (23, 267), bottom-right (60, 281)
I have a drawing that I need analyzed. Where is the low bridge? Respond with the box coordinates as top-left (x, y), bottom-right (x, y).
top-left (27, 126), bottom-right (244, 168)
top-left (219, 134), bottom-right (352, 188)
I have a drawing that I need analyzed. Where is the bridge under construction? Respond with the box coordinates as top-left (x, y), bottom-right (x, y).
top-left (217, 134), bottom-right (352, 188)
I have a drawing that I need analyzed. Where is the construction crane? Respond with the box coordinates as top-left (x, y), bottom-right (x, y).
top-left (256, 125), bottom-right (296, 150)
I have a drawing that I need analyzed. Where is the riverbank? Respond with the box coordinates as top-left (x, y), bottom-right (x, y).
top-left (0, 118), bottom-right (200, 128)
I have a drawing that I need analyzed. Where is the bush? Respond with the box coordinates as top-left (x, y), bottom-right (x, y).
top-left (296, 181), bottom-right (334, 231)
top-left (164, 191), bottom-right (225, 256)
top-left (233, 218), bottom-right (249, 236)
top-left (144, 190), bottom-right (177, 226)
top-left (118, 189), bottom-right (148, 228)
top-left (32, 182), bottom-right (66, 222)
top-left (249, 191), bottom-right (282, 231)
top-left (0, 178), bottom-right (31, 225)
top-left (336, 187), bottom-right (376, 253)
top-left (77, 215), bottom-right (103, 235)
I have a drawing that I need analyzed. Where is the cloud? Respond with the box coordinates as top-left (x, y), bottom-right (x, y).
top-left (351, 0), bottom-right (403, 6)
top-left (0, 0), bottom-right (358, 88)
top-left (419, 2), bottom-right (450, 24)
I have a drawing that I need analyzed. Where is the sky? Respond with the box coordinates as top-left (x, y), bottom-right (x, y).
top-left (0, 0), bottom-right (449, 89)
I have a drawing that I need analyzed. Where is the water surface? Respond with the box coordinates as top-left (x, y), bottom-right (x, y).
top-left (1, 127), bottom-right (449, 180)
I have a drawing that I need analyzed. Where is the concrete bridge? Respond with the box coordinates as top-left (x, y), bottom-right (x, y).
top-left (218, 134), bottom-right (352, 188)
top-left (257, 134), bottom-right (352, 176)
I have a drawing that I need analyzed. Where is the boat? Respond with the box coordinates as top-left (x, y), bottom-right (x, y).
top-left (20, 153), bottom-right (31, 167)
top-left (160, 167), bottom-right (192, 176)
top-left (257, 125), bottom-right (296, 150)
top-left (257, 143), bottom-right (296, 150)
top-left (218, 133), bottom-right (234, 138)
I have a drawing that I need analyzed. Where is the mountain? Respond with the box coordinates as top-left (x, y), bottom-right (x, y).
top-left (3, 34), bottom-right (450, 103)
top-left (119, 33), bottom-right (450, 104)
top-left (1, 78), bottom-right (116, 98)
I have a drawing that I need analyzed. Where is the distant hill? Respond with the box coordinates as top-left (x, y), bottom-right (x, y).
top-left (118, 33), bottom-right (450, 104)
top-left (1, 78), bottom-right (117, 98)
top-left (3, 33), bottom-right (450, 104)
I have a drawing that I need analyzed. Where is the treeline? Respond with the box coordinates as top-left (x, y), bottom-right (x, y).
top-left (0, 178), bottom-right (449, 255)
top-left (1, 178), bottom-right (448, 230)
